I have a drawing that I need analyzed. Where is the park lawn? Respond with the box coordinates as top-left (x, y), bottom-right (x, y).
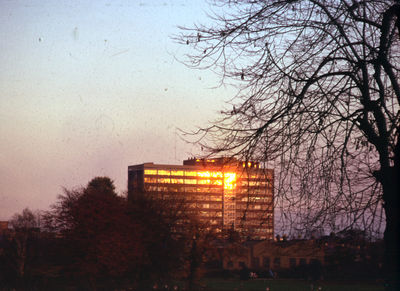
top-left (200, 278), bottom-right (384, 291)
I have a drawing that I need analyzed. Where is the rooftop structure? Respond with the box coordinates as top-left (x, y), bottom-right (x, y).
top-left (128, 157), bottom-right (274, 240)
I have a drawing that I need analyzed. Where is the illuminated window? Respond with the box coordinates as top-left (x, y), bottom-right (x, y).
top-left (212, 171), bottom-right (223, 178)
top-left (210, 195), bottom-right (222, 201)
top-left (253, 189), bottom-right (267, 194)
top-left (249, 181), bottom-right (261, 186)
top-left (198, 179), bottom-right (211, 185)
top-left (171, 170), bottom-right (184, 176)
top-left (213, 180), bottom-right (223, 186)
top-left (224, 173), bottom-right (236, 190)
top-left (197, 171), bottom-right (223, 178)
top-left (158, 170), bottom-right (170, 176)
top-left (198, 171), bottom-right (211, 178)
top-left (158, 178), bottom-right (170, 183)
top-left (185, 179), bottom-right (197, 184)
top-left (210, 204), bottom-right (222, 209)
top-left (170, 178), bottom-right (184, 184)
top-left (185, 171), bottom-right (197, 177)
top-left (144, 169), bottom-right (157, 175)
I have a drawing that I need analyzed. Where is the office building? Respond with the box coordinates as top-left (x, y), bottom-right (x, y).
top-left (128, 158), bottom-right (274, 240)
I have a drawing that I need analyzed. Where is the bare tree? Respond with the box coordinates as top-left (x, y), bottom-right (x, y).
top-left (177, 0), bottom-right (399, 289)
top-left (8, 208), bottom-right (41, 287)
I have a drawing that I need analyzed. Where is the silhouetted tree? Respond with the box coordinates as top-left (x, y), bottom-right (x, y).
top-left (129, 191), bottom-right (226, 289)
top-left (44, 177), bottom-right (145, 289)
top-left (181, 217), bottom-right (219, 291)
top-left (178, 1), bottom-right (400, 289)
top-left (127, 193), bottom-right (187, 287)
top-left (1, 208), bottom-right (43, 290)
top-left (44, 177), bottom-right (187, 289)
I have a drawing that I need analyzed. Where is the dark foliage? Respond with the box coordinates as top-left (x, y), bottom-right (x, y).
top-left (0, 177), bottom-right (187, 290)
top-left (177, 1), bottom-right (400, 289)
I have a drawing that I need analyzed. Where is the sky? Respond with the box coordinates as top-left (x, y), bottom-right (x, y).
top-left (0, 0), bottom-right (236, 220)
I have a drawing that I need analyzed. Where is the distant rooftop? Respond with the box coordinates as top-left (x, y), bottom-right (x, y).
top-left (183, 157), bottom-right (261, 169)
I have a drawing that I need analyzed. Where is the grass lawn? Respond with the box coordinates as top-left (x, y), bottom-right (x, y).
top-left (199, 278), bottom-right (384, 291)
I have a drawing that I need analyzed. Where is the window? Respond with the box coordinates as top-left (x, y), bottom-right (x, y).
top-left (310, 259), bottom-right (321, 266)
top-left (299, 258), bottom-right (307, 266)
top-left (289, 258), bottom-right (296, 268)
top-left (185, 171), bottom-right (197, 177)
top-left (144, 177), bottom-right (157, 183)
top-left (263, 257), bottom-right (270, 268)
top-left (185, 179), bottom-right (197, 184)
top-left (210, 188), bottom-right (222, 193)
top-left (171, 170), bottom-right (183, 176)
top-left (158, 170), bottom-right (170, 176)
top-left (170, 178), bottom-right (184, 184)
top-left (251, 257), bottom-right (260, 269)
top-left (185, 186), bottom-right (197, 192)
top-left (212, 179), bottom-right (223, 186)
top-left (198, 179), bottom-right (211, 185)
top-left (273, 257), bottom-right (280, 268)
top-left (144, 169), bottom-right (157, 175)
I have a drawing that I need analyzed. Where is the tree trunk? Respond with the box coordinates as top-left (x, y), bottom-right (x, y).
top-left (187, 238), bottom-right (198, 291)
top-left (380, 167), bottom-right (400, 291)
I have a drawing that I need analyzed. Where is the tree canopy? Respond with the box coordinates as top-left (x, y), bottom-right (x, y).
top-left (178, 0), bottom-right (399, 289)
top-left (42, 177), bottom-right (184, 289)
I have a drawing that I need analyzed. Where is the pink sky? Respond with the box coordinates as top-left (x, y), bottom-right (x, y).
top-left (0, 0), bottom-right (235, 219)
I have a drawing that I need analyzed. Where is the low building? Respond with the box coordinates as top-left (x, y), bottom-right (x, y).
top-left (0, 221), bottom-right (8, 235)
top-left (222, 234), bottom-right (384, 281)
top-left (223, 239), bottom-right (325, 271)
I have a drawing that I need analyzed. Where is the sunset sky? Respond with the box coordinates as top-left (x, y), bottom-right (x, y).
top-left (0, 0), bottom-right (235, 219)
